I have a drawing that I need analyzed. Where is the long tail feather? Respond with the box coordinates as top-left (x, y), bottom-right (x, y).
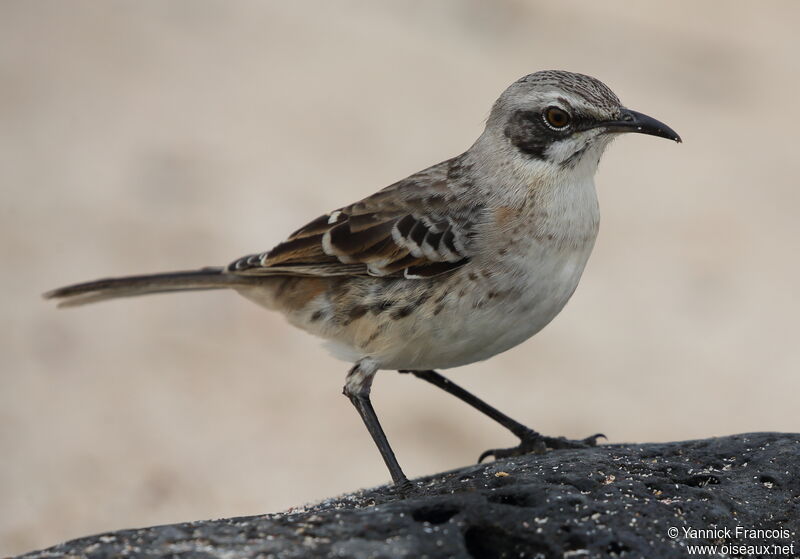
top-left (43, 267), bottom-right (256, 308)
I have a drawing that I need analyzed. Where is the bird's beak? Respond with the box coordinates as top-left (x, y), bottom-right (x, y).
top-left (601, 108), bottom-right (681, 143)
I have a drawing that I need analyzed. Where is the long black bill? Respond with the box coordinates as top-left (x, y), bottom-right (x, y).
top-left (603, 108), bottom-right (681, 143)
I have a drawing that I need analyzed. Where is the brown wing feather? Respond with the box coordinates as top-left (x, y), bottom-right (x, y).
top-left (229, 156), bottom-right (480, 279)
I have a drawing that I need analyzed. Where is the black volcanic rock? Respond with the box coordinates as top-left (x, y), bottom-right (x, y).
top-left (16, 433), bottom-right (800, 558)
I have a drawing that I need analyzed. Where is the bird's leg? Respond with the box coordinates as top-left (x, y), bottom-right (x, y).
top-left (400, 370), bottom-right (604, 462)
top-left (343, 360), bottom-right (411, 489)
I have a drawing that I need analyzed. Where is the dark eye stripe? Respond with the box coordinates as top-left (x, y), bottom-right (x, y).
top-left (504, 109), bottom-right (602, 160)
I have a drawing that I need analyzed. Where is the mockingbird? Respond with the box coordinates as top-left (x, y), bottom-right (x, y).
top-left (45, 70), bottom-right (680, 488)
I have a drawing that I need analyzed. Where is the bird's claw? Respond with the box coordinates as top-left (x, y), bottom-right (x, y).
top-left (478, 432), bottom-right (606, 463)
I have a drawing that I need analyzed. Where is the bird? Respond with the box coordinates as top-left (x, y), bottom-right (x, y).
top-left (44, 70), bottom-right (681, 489)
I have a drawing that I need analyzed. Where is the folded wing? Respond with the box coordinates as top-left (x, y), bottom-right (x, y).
top-left (229, 158), bottom-right (481, 279)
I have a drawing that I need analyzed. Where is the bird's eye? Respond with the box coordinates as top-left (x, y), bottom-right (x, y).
top-left (543, 107), bottom-right (571, 130)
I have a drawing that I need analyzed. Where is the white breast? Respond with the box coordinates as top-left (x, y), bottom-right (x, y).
top-left (358, 172), bottom-right (601, 371)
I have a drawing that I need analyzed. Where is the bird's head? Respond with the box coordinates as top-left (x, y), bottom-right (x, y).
top-left (486, 70), bottom-right (680, 175)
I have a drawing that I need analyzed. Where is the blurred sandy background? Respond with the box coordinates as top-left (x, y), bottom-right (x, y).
top-left (1, 0), bottom-right (799, 555)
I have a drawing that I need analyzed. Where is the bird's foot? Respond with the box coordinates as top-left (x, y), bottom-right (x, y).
top-left (392, 478), bottom-right (416, 496)
top-left (478, 430), bottom-right (605, 462)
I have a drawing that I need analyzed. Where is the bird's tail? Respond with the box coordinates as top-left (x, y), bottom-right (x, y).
top-left (43, 267), bottom-right (258, 308)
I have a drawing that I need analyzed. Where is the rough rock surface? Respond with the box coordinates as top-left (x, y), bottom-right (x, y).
top-left (16, 433), bottom-right (799, 559)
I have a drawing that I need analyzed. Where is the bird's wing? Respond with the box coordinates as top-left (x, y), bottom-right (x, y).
top-left (229, 158), bottom-right (481, 279)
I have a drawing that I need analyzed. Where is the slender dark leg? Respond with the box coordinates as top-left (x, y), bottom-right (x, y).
top-left (344, 361), bottom-right (411, 488)
top-left (400, 369), bottom-right (604, 462)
